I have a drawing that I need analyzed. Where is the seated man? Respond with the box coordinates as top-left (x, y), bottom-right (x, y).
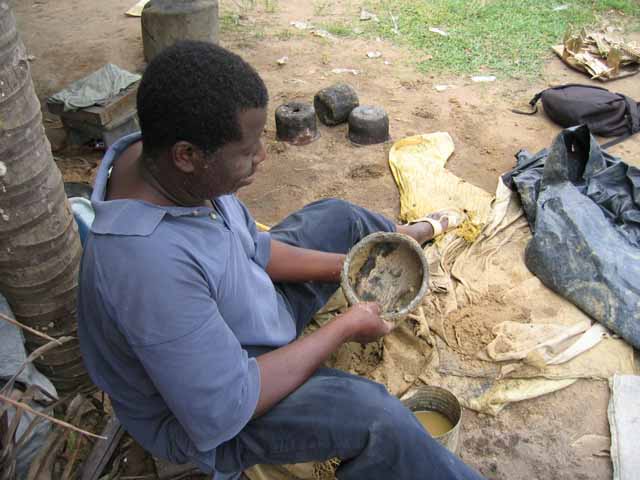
top-left (78, 41), bottom-right (482, 479)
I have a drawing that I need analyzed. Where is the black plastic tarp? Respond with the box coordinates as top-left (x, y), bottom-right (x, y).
top-left (503, 126), bottom-right (640, 349)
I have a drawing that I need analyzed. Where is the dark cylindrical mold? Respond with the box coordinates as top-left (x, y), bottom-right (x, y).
top-left (348, 105), bottom-right (390, 145)
top-left (314, 83), bottom-right (359, 126)
top-left (275, 102), bottom-right (320, 145)
top-left (141, 0), bottom-right (219, 62)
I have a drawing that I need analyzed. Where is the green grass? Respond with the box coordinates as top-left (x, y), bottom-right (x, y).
top-left (314, 0), bottom-right (333, 16)
top-left (369, 0), bottom-right (640, 77)
top-left (318, 22), bottom-right (356, 37)
top-left (597, 0), bottom-right (640, 15)
top-left (275, 29), bottom-right (295, 41)
top-left (220, 13), bottom-right (267, 39)
top-left (220, 13), bottom-right (242, 32)
top-left (264, 0), bottom-right (278, 13)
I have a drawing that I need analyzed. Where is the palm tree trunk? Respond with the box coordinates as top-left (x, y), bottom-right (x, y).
top-left (0, 5), bottom-right (90, 393)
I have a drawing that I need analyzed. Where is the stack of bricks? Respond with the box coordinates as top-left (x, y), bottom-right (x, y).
top-left (47, 82), bottom-right (139, 148)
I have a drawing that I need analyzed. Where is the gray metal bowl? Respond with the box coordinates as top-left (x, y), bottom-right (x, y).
top-left (341, 232), bottom-right (429, 322)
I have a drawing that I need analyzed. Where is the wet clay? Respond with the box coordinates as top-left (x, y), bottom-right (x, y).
top-left (349, 241), bottom-right (423, 315)
top-left (414, 410), bottom-right (454, 437)
top-left (312, 458), bottom-right (341, 480)
top-left (442, 292), bottom-right (531, 356)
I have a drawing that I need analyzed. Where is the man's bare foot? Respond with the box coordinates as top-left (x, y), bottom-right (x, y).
top-left (397, 209), bottom-right (464, 245)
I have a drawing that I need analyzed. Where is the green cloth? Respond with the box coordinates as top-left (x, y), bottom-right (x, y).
top-left (49, 63), bottom-right (140, 111)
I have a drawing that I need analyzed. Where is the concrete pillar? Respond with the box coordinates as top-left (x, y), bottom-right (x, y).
top-left (141, 0), bottom-right (219, 62)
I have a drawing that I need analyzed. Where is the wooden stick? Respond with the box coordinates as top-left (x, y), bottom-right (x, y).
top-left (0, 336), bottom-right (74, 396)
top-left (80, 416), bottom-right (124, 480)
top-left (61, 433), bottom-right (84, 480)
top-left (0, 393), bottom-right (106, 440)
top-left (0, 311), bottom-right (65, 345)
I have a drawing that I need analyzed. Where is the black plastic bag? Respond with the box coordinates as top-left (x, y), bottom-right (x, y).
top-left (503, 126), bottom-right (640, 349)
top-left (513, 84), bottom-right (640, 148)
top-left (523, 84), bottom-right (639, 136)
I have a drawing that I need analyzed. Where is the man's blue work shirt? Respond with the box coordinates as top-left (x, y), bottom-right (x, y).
top-left (78, 133), bottom-right (297, 471)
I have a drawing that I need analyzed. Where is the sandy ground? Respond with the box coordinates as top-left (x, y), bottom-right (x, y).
top-left (13, 0), bottom-right (640, 478)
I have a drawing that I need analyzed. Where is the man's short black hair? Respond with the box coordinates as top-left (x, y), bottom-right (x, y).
top-left (137, 41), bottom-right (268, 158)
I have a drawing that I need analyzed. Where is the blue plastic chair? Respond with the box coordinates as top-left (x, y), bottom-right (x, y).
top-left (69, 197), bottom-right (95, 247)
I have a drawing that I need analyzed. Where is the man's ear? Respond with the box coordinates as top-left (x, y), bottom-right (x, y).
top-left (171, 141), bottom-right (200, 173)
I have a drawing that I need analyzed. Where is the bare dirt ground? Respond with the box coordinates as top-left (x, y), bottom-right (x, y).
top-left (13, 0), bottom-right (640, 478)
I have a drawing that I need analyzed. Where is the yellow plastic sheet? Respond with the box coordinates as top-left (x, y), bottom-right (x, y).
top-left (256, 221), bottom-right (271, 232)
top-left (388, 133), bottom-right (493, 229)
top-left (466, 377), bottom-right (578, 416)
top-left (125, 0), bottom-right (149, 17)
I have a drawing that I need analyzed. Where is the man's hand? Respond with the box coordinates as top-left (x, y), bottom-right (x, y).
top-left (339, 303), bottom-right (393, 344)
top-left (254, 301), bottom-right (392, 417)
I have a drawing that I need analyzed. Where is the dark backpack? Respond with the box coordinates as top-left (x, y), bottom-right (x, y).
top-left (514, 84), bottom-right (640, 148)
